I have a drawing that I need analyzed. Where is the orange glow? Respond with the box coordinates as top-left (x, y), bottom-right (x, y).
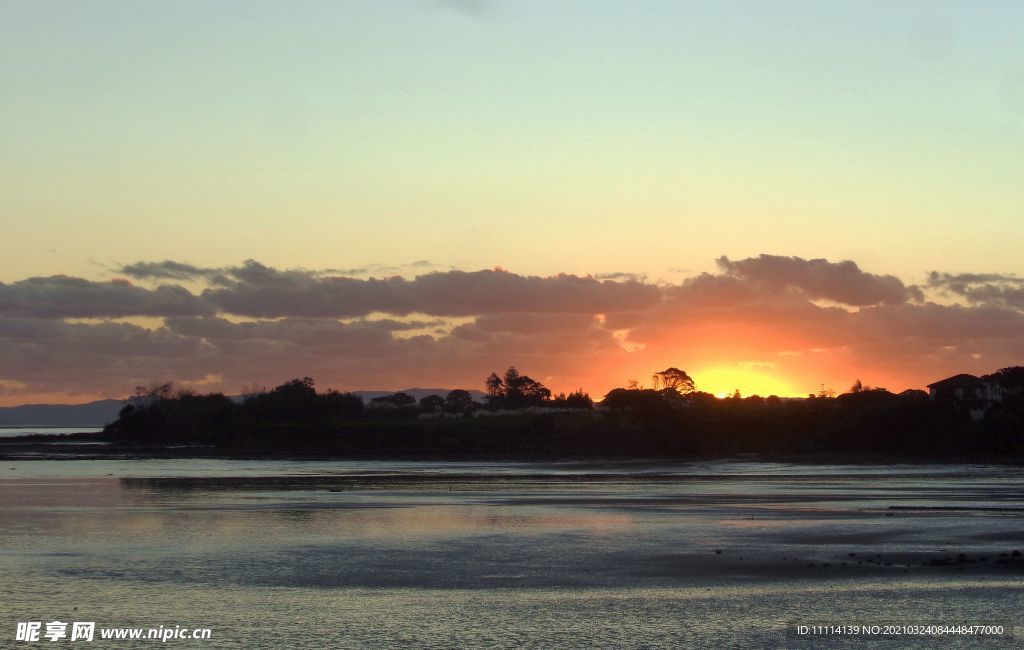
top-left (693, 366), bottom-right (798, 398)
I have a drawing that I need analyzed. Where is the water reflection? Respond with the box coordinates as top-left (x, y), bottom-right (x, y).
top-left (1, 460), bottom-right (1022, 646)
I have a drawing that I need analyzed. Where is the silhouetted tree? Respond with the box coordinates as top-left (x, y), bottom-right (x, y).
top-left (419, 394), bottom-right (445, 413)
top-left (444, 389), bottom-right (474, 414)
top-left (132, 381), bottom-right (175, 408)
top-left (485, 372), bottom-right (504, 400)
top-left (244, 377), bottom-right (319, 422)
top-left (652, 367), bottom-right (695, 395)
top-left (551, 389), bottom-right (594, 409)
top-left (484, 367), bottom-right (552, 409)
top-left (986, 366), bottom-right (1024, 391)
top-left (322, 390), bottom-right (364, 417)
top-left (239, 383), bottom-right (266, 401)
top-left (110, 387), bottom-right (236, 443)
top-left (601, 388), bottom-right (673, 419)
top-left (102, 365), bottom-right (1017, 458)
top-left (371, 392), bottom-right (417, 409)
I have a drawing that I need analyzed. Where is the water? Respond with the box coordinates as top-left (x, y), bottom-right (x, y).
top-left (1, 459), bottom-right (1022, 647)
top-left (0, 426), bottom-right (103, 438)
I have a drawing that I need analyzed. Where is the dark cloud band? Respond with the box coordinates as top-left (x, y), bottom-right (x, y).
top-left (0, 255), bottom-right (1020, 401)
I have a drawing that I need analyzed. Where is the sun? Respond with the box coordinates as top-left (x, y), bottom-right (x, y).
top-left (694, 366), bottom-right (797, 398)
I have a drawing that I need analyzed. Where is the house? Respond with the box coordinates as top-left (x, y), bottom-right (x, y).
top-left (926, 374), bottom-right (1002, 420)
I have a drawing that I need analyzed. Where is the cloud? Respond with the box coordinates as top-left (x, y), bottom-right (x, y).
top-left (120, 259), bottom-right (442, 283)
top-left (0, 379), bottom-right (27, 393)
top-left (594, 272), bottom-right (648, 282)
top-left (163, 316), bottom-right (400, 348)
top-left (179, 373), bottom-right (224, 388)
top-left (360, 318), bottom-right (448, 332)
top-left (0, 275), bottom-right (211, 318)
top-left (200, 261), bottom-right (661, 318)
top-left (927, 271), bottom-right (1024, 310)
top-left (0, 255), bottom-right (1021, 404)
top-left (118, 260), bottom-right (222, 282)
top-left (30, 260), bottom-right (661, 320)
top-left (716, 254), bottom-right (923, 306)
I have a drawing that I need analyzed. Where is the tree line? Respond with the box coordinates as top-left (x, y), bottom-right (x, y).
top-left (102, 365), bottom-right (1024, 458)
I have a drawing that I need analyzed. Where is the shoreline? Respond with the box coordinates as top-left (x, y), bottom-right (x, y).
top-left (2, 433), bottom-right (1024, 465)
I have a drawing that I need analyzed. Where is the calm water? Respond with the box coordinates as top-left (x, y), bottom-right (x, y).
top-left (1, 459), bottom-right (1022, 647)
top-left (0, 427), bottom-right (104, 438)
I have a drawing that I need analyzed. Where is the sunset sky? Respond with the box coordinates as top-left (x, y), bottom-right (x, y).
top-left (1, 1), bottom-right (1022, 405)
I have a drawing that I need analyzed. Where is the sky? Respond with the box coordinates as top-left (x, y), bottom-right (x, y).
top-left (1, 1), bottom-right (1022, 405)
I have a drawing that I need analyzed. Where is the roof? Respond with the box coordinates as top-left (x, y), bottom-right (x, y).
top-left (926, 374), bottom-right (982, 389)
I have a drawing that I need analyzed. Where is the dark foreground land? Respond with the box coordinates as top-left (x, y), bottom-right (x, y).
top-left (5, 370), bottom-right (1023, 461)
top-left (3, 412), bottom-right (1023, 465)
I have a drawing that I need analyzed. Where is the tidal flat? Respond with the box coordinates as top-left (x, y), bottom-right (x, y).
top-left (1, 460), bottom-right (1022, 647)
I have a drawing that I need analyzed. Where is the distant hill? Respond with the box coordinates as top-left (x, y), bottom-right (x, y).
top-left (0, 399), bottom-right (124, 427)
top-left (0, 389), bottom-right (486, 427)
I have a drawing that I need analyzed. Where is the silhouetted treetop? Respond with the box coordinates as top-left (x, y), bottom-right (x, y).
top-left (370, 392), bottom-right (417, 409)
top-left (444, 389), bottom-right (474, 414)
top-left (652, 367), bottom-right (695, 395)
top-left (986, 366), bottom-right (1024, 391)
top-left (419, 394), bottom-right (445, 413)
top-left (485, 367), bottom-right (552, 409)
top-left (552, 389), bottom-right (594, 409)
